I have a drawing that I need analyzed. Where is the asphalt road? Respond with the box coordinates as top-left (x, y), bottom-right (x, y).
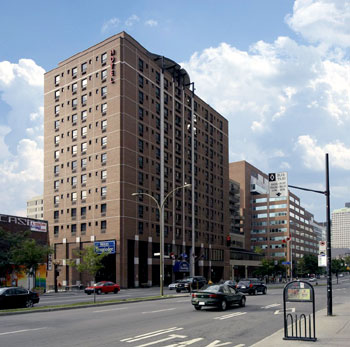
top-left (1, 278), bottom-right (349, 347)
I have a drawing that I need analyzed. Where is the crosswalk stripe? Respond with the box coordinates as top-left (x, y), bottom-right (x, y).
top-left (120, 327), bottom-right (183, 342)
top-left (214, 312), bottom-right (247, 320)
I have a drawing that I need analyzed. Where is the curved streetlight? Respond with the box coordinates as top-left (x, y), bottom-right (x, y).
top-left (132, 183), bottom-right (191, 296)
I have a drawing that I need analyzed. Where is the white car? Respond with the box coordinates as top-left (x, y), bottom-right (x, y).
top-left (168, 281), bottom-right (179, 290)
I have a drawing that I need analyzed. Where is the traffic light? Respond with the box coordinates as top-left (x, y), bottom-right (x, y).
top-left (226, 235), bottom-right (231, 247)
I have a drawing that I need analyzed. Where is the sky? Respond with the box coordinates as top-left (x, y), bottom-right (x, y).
top-left (0, 0), bottom-right (350, 222)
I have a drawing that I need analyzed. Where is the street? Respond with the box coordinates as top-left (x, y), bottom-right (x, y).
top-left (0, 278), bottom-right (349, 347)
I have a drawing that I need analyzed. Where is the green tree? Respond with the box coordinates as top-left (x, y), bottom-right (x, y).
top-left (69, 245), bottom-right (108, 303)
top-left (331, 259), bottom-right (345, 284)
top-left (0, 228), bottom-right (30, 279)
top-left (11, 238), bottom-right (52, 288)
top-left (297, 254), bottom-right (319, 276)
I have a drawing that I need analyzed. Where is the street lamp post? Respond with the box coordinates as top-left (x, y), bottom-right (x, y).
top-left (132, 183), bottom-right (191, 296)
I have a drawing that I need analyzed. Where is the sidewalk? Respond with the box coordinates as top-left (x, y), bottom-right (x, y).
top-left (251, 302), bottom-right (350, 346)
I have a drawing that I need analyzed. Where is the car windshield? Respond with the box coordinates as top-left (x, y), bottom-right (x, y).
top-left (95, 282), bottom-right (104, 286)
top-left (0, 288), bottom-right (8, 294)
top-left (203, 285), bottom-right (221, 293)
top-left (238, 281), bottom-right (250, 286)
top-left (179, 278), bottom-right (193, 282)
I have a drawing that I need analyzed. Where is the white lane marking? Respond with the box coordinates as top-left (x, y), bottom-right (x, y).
top-left (261, 303), bottom-right (280, 309)
top-left (135, 334), bottom-right (187, 347)
top-left (93, 307), bottom-right (128, 313)
top-left (120, 327), bottom-right (183, 342)
top-left (205, 340), bottom-right (233, 346)
top-left (274, 307), bottom-right (295, 315)
top-left (0, 327), bottom-right (46, 336)
top-left (162, 337), bottom-right (203, 346)
top-left (233, 344), bottom-right (245, 347)
top-left (141, 308), bottom-right (176, 314)
top-left (214, 312), bottom-right (247, 320)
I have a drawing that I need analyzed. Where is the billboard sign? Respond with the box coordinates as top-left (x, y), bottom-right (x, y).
top-left (94, 240), bottom-right (116, 254)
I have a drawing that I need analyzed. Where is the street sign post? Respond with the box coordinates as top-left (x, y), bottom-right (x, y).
top-left (269, 172), bottom-right (288, 198)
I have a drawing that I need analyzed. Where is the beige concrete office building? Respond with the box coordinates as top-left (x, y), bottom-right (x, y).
top-left (27, 195), bottom-right (44, 220)
top-left (44, 32), bottom-right (230, 288)
top-left (229, 161), bottom-right (318, 272)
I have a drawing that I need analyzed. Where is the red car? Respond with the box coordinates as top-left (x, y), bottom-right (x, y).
top-left (84, 281), bottom-right (120, 295)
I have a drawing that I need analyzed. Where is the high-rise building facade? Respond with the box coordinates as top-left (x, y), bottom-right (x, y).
top-left (229, 161), bottom-right (318, 269)
top-left (331, 205), bottom-right (350, 248)
top-left (27, 195), bottom-right (44, 220)
top-left (44, 32), bottom-right (230, 288)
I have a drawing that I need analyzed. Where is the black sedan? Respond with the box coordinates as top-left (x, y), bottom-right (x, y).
top-left (236, 279), bottom-right (267, 295)
top-left (0, 287), bottom-right (40, 309)
top-left (191, 284), bottom-right (246, 311)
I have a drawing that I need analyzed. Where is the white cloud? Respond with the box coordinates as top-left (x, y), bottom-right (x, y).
top-left (145, 19), bottom-right (158, 27)
top-left (125, 14), bottom-right (140, 27)
top-left (296, 135), bottom-right (350, 170)
top-left (101, 17), bottom-right (120, 33)
top-left (0, 59), bottom-right (44, 216)
top-left (286, 0), bottom-right (350, 48)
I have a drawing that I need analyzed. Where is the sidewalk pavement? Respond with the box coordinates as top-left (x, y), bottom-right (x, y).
top-left (251, 302), bottom-right (350, 346)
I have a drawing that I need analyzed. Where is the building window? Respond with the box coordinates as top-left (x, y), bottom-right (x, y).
top-left (54, 226), bottom-right (59, 235)
top-left (81, 94), bottom-right (87, 106)
top-left (138, 205), bottom-right (143, 218)
top-left (101, 220), bottom-right (107, 231)
top-left (55, 90), bottom-right (60, 99)
top-left (81, 110), bottom-right (87, 122)
top-left (55, 105), bottom-right (60, 115)
top-left (81, 142), bottom-right (87, 153)
top-left (81, 158), bottom-right (87, 169)
top-left (72, 129), bottom-right (77, 140)
top-left (101, 203), bottom-right (107, 213)
top-left (54, 135), bottom-right (60, 145)
top-left (71, 224), bottom-right (77, 234)
top-left (81, 206), bottom-right (87, 217)
top-left (81, 223), bottom-right (87, 234)
top-left (101, 53), bottom-right (107, 65)
top-left (54, 180), bottom-right (59, 190)
top-left (71, 208), bottom-right (77, 218)
top-left (101, 103), bottom-right (107, 114)
top-left (81, 62), bottom-right (87, 74)
top-left (138, 221), bottom-right (144, 234)
top-left (81, 78), bottom-right (87, 89)
top-left (81, 126), bottom-right (87, 137)
top-left (71, 192), bottom-right (77, 201)
top-left (101, 136), bottom-right (107, 147)
top-left (155, 71), bottom-right (160, 84)
top-left (138, 156), bottom-right (143, 169)
top-left (72, 67), bottom-right (77, 77)
top-left (138, 172), bottom-right (143, 185)
top-left (101, 120), bottom-right (107, 131)
top-left (54, 120), bottom-right (60, 130)
top-left (138, 74), bottom-right (144, 88)
top-left (138, 58), bottom-right (143, 72)
top-left (54, 195), bottom-right (59, 204)
top-left (101, 186), bottom-right (107, 197)
top-left (81, 174), bottom-right (87, 185)
top-left (71, 160), bottom-right (77, 171)
top-left (55, 75), bottom-right (60, 85)
top-left (101, 69), bottom-right (107, 81)
top-left (101, 86), bottom-right (107, 98)
top-left (138, 107), bottom-right (143, 120)
top-left (101, 153), bottom-right (107, 164)
top-left (81, 190), bottom-right (87, 200)
top-left (71, 176), bottom-right (77, 187)
top-left (72, 98), bottom-right (77, 108)
top-left (138, 91), bottom-right (144, 104)
top-left (72, 113), bottom-right (77, 124)
top-left (101, 170), bottom-right (107, 180)
top-left (72, 145), bottom-right (77, 155)
top-left (54, 165), bottom-right (59, 175)
top-left (72, 82), bottom-right (77, 94)
top-left (138, 139), bottom-right (143, 152)
top-left (54, 150), bottom-right (60, 160)
top-left (138, 123), bottom-right (144, 137)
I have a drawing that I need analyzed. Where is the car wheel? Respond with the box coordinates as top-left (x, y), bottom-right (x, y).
top-left (114, 289), bottom-right (119, 294)
top-left (97, 289), bottom-right (102, 295)
top-left (25, 299), bottom-right (33, 308)
top-left (194, 305), bottom-right (201, 311)
top-left (263, 287), bottom-right (267, 295)
top-left (176, 289), bottom-right (181, 293)
top-left (239, 296), bottom-right (246, 307)
top-left (219, 300), bottom-right (227, 311)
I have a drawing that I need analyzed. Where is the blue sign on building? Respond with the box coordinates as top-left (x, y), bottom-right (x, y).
top-left (94, 240), bottom-right (116, 254)
top-left (173, 260), bottom-right (190, 273)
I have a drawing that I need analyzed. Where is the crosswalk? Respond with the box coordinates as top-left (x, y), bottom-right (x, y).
top-left (213, 311), bottom-right (247, 320)
top-left (120, 327), bottom-right (245, 347)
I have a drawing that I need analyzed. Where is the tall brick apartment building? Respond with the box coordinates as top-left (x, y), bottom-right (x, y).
top-left (44, 32), bottom-right (230, 288)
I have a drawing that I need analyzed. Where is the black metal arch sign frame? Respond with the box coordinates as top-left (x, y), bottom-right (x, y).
top-left (283, 281), bottom-right (317, 342)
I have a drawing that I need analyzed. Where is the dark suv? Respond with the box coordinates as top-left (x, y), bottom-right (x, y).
top-left (236, 278), bottom-right (267, 295)
top-left (176, 276), bottom-right (207, 292)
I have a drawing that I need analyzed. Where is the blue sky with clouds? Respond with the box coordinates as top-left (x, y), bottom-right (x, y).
top-left (0, 0), bottom-right (350, 221)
